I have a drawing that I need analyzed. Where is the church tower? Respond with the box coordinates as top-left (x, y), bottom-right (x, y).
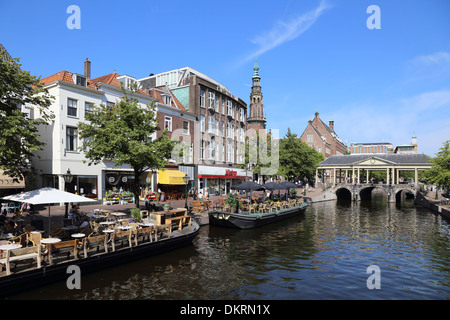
top-left (247, 59), bottom-right (267, 132)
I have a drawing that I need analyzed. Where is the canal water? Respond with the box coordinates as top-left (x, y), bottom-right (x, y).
top-left (10, 199), bottom-right (450, 300)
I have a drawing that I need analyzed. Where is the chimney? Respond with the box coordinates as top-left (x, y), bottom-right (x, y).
top-left (84, 58), bottom-right (91, 78)
top-left (329, 120), bottom-right (334, 131)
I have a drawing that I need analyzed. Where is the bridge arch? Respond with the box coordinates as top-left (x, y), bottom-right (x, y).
top-left (395, 188), bottom-right (415, 202)
top-left (359, 186), bottom-right (387, 201)
top-left (336, 187), bottom-right (352, 200)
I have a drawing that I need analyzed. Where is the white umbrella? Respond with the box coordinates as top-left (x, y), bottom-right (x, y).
top-left (2, 187), bottom-right (96, 236)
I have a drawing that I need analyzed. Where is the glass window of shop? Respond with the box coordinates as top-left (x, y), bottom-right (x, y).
top-left (104, 171), bottom-right (152, 203)
top-left (65, 175), bottom-right (98, 199)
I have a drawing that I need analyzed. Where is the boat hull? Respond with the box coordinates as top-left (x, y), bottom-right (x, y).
top-left (208, 204), bottom-right (308, 229)
top-left (0, 222), bottom-right (200, 297)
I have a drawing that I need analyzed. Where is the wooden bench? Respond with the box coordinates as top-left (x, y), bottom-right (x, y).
top-left (110, 230), bottom-right (132, 251)
top-left (85, 234), bottom-right (108, 256)
top-left (134, 227), bottom-right (154, 246)
top-left (0, 246), bottom-right (42, 275)
top-left (48, 240), bottom-right (78, 265)
top-left (165, 215), bottom-right (191, 235)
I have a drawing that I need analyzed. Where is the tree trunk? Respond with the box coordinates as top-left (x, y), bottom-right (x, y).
top-left (133, 168), bottom-right (141, 208)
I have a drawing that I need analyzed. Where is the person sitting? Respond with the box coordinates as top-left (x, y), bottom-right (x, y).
top-left (5, 220), bottom-right (22, 236)
top-left (79, 216), bottom-right (89, 229)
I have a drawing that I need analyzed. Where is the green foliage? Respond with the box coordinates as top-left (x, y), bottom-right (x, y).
top-left (78, 87), bottom-right (175, 206)
top-left (225, 193), bottom-right (239, 211)
top-left (0, 50), bottom-right (54, 181)
top-left (279, 128), bottom-right (325, 181)
top-left (130, 207), bottom-right (141, 222)
top-left (424, 140), bottom-right (450, 190)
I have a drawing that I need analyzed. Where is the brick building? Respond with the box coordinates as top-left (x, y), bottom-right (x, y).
top-left (138, 67), bottom-right (250, 196)
top-left (300, 111), bottom-right (347, 158)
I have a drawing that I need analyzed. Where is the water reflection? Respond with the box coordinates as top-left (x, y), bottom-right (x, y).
top-left (10, 199), bottom-right (450, 300)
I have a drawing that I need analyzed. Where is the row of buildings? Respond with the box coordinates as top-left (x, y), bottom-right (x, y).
top-left (1, 46), bottom-right (271, 202)
top-left (1, 43), bottom-right (421, 202)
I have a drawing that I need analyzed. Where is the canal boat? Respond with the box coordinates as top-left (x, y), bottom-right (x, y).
top-left (209, 200), bottom-right (308, 229)
top-left (0, 216), bottom-right (200, 297)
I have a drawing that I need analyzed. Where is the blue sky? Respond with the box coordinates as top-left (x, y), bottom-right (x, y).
top-left (1, 0), bottom-right (449, 156)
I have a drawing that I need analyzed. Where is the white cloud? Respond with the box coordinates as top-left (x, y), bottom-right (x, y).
top-left (246, 0), bottom-right (331, 61)
top-left (405, 51), bottom-right (450, 83)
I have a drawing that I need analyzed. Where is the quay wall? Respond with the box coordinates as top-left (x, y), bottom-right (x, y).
top-left (415, 192), bottom-right (450, 221)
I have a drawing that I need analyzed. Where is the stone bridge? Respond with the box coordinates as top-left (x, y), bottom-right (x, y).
top-left (332, 183), bottom-right (418, 203)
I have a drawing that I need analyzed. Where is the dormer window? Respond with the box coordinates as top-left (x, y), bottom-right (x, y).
top-left (163, 95), bottom-right (172, 105)
top-left (76, 75), bottom-right (86, 87)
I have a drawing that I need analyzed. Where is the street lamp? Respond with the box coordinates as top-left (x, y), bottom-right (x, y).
top-left (183, 174), bottom-right (190, 209)
top-left (63, 168), bottom-right (74, 184)
top-left (63, 169), bottom-right (73, 218)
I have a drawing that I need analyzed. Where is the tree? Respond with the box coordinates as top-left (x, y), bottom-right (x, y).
top-left (279, 128), bottom-right (324, 182)
top-left (424, 140), bottom-right (450, 194)
top-left (78, 87), bottom-right (175, 207)
top-left (0, 50), bottom-right (54, 181)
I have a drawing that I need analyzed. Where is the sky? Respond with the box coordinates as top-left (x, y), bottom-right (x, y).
top-left (1, 0), bottom-right (449, 157)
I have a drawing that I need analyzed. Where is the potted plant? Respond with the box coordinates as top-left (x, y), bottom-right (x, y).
top-left (225, 193), bottom-right (239, 213)
top-left (163, 203), bottom-right (170, 212)
top-left (130, 207), bottom-right (142, 222)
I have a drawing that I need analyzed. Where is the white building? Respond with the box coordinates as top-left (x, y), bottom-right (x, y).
top-left (31, 60), bottom-right (158, 202)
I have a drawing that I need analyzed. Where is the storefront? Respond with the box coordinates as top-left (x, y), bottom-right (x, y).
top-left (197, 165), bottom-right (251, 196)
top-left (104, 170), bottom-right (153, 204)
top-left (42, 174), bottom-right (98, 199)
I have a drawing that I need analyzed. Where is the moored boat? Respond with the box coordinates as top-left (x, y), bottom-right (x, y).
top-left (209, 200), bottom-right (308, 229)
top-left (0, 217), bottom-right (200, 297)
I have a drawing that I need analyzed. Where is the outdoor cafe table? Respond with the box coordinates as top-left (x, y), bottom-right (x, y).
top-left (99, 221), bottom-right (116, 226)
top-left (0, 243), bottom-right (22, 251)
top-left (111, 212), bottom-right (127, 217)
top-left (151, 208), bottom-right (187, 225)
top-left (71, 233), bottom-right (85, 238)
top-left (117, 226), bottom-right (132, 230)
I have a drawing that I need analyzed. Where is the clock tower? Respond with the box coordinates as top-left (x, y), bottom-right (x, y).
top-left (247, 59), bottom-right (267, 132)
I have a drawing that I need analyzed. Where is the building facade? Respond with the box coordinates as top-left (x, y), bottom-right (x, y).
top-left (348, 142), bottom-right (393, 154)
top-left (30, 59), bottom-right (188, 202)
top-left (300, 111), bottom-right (347, 158)
top-left (138, 67), bottom-right (250, 196)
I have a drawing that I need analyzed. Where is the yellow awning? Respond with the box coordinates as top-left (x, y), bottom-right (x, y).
top-left (158, 170), bottom-right (187, 185)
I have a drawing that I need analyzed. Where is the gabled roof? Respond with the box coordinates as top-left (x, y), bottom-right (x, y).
top-left (148, 86), bottom-right (187, 112)
top-left (40, 70), bottom-right (97, 89)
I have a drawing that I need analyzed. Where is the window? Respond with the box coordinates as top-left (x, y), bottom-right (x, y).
top-left (227, 101), bottom-right (233, 116)
top-left (221, 121), bottom-right (225, 136)
top-left (307, 135), bottom-right (313, 143)
top-left (240, 108), bottom-right (244, 122)
top-left (76, 75), bottom-right (86, 87)
top-left (221, 99), bottom-right (225, 114)
top-left (163, 95), bottom-right (172, 105)
top-left (183, 121), bottom-right (189, 135)
top-left (209, 92), bottom-right (215, 109)
top-left (66, 126), bottom-right (78, 151)
top-left (85, 102), bottom-right (94, 114)
top-left (215, 96), bottom-right (219, 112)
top-left (164, 116), bottom-right (172, 132)
top-left (67, 98), bottom-right (77, 117)
top-left (200, 140), bottom-right (205, 160)
top-left (200, 89), bottom-right (205, 108)
top-left (200, 115), bottom-right (205, 132)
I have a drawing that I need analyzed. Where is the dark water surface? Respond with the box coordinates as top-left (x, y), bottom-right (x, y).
top-left (10, 199), bottom-right (450, 300)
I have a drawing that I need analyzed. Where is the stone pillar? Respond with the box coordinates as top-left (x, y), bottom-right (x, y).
top-left (415, 168), bottom-right (418, 185)
top-left (357, 168), bottom-right (360, 184)
top-left (396, 169), bottom-right (399, 185)
top-left (333, 168), bottom-right (336, 184)
top-left (386, 168), bottom-right (390, 185)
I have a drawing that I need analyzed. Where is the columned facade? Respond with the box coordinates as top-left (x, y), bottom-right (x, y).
top-left (316, 154), bottom-right (432, 186)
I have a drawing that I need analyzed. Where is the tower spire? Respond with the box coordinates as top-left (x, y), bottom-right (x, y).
top-left (253, 58), bottom-right (260, 79)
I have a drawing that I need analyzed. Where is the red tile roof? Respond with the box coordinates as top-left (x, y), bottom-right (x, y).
top-left (39, 70), bottom-right (96, 89)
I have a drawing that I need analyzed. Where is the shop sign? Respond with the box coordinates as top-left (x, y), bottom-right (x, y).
top-left (225, 170), bottom-right (237, 176)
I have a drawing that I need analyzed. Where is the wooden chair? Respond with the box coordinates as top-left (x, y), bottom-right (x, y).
top-left (0, 245), bottom-right (42, 275)
top-left (86, 234), bottom-right (108, 255)
top-left (248, 204), bottom-right (258, 214)
top-left (28, 232), bottom-right (42, 247)
top-left (134, 226), bottom-right (154, 246)
top-left (8, 233), bottom-right (27, 247)
top-left (111, 230), bottom-right (132, 251)
top-left (48, 240), bottom-right (78, 265)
